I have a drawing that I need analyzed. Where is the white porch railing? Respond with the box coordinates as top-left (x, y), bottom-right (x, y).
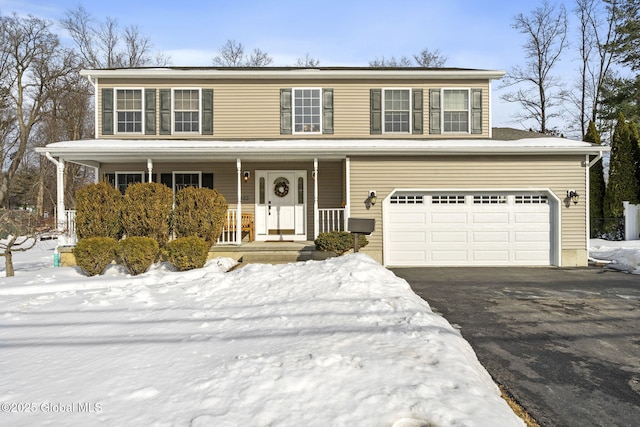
top-left (59, 207), bottom-right (345, 246)
top-left (319, 208), bottom-right (345, 233)
top-left (218, 208), bottom-right (239, 244)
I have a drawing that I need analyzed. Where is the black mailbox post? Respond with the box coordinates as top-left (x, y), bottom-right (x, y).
top-left (347, 218), bottom-right (375, 252)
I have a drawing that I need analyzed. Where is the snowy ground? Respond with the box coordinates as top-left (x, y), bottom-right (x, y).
top-left (0, 241), bottom-right (526, 426)
top-left (589, 239), bottom-right (640, 274)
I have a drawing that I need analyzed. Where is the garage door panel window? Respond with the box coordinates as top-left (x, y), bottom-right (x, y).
top-left (474, 195), bottom-right (507, 204)
top-left (390, 194), bottom-right (424, 204)
top-left (432, 195), bottom-right (465, 204)
top-left (516, 195), bottom-right (548, 204)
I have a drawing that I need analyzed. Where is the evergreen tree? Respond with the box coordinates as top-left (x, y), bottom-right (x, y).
top-left (604, 114), bottom-right (639, 224)
top-left (586, 121), bottom-right (605, 237)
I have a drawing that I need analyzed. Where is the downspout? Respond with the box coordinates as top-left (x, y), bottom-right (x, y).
top-left (45, 152), bottom-right (65, 232)
top-left (85, 74), bottom-right (98, 139)
top-left (585, 151), bottom-right (603, 254)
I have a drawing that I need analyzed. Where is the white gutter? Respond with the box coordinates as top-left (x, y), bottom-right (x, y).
top-left (589, 150), bottom-right (603, 167)
top-left (79, 68), bottom-right (506, 81)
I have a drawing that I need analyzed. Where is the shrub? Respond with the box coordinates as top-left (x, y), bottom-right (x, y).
top-left (163, 236), bottom-right (209, 271)
top-left (314, 231), bottom-right (369, 255)
top-left (173, 187), bottom-right (228, 246)
top-left (121, 183), bottom-right (173, 246)
top-left (115, 236), bottom-right (159, 276)
top-left (75, 182), bottom-right (123, 239)
top-left (73, 237), bottom-right (117, 276)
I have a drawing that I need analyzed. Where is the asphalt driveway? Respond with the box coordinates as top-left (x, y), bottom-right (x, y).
top-left (391, 267), bottom-right (640, 427)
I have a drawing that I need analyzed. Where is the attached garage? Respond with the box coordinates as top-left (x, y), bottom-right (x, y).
top-left (383, 190), bottom-right (560, 267)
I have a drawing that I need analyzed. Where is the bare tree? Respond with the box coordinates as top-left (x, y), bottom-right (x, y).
top-left (413, 48), bottom-right (448, 67)
top-left (212, 39), bottom-right (272, 67)
top-left (246, 48), bottom-right (273, 67)
top-left (0, 209), bottom-right (38, 277)
top-left (295, 53), bottom-right (321, 67)
top-left (0, 13), bottom-right (71, 208)
top-left (501, 1), bottom-right (569, 134)
top-left (61, 5), bottom-right (169, 68)
top-left (369, 56), bottom-right (413, 67)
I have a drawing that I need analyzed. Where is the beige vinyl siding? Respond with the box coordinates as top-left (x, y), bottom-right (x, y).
top-left (348, 155), bottom-right (587, 266)
top-left (97, 79), bottom-right (491, 140)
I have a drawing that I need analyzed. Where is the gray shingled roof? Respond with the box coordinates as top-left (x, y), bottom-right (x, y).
top-left (491, 127), bottom-right (553, 140)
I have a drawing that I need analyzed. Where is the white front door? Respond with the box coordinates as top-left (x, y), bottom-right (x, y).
top-left (255, 170), bottom-right (307, 241)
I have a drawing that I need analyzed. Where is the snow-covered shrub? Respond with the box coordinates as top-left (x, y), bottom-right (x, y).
top-left (115, 236), bottom-right (159, 276)
top-left (314, 231), bottom-right (368, 255)
top-left (75, 182), bottom-right (123, 240)
top-left (173, 187), bottom-right (228, 246)
top-left (73, 237), bottom-right (117, 276)
top-left (163, 236), bottom-right (209, 271)
top-left (121, 183), bottom-right (173, 247)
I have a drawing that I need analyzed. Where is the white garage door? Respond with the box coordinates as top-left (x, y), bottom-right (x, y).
top-left (385, 192), bottom-right (552, 266)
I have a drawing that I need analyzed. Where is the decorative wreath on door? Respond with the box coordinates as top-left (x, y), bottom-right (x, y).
top-left (274, 177), bottom-right (290, 198)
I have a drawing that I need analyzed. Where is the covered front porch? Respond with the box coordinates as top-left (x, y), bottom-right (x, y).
top-left (41, 140), bottom-right (355, 247)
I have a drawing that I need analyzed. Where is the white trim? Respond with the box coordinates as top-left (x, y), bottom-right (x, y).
top-left (441, 88), bottom-right (471, 135)
top-left (171, 88), bottom-right (202, 135)
top-left (80, 68), bottom-right (507, 81)
top-left (382, 88), bottom-right (412, 134)
top-left (114, 87), bottom-right (145, 135)
top-left (313, 159), bottom-right (319, 239)
top-left (292, 88), bottom-right (323, 135)
top-left (488, 83), bottom-right (493, 138)
top-left (585, 154), bottom-right (590, 248)
top-left (382, 188), bottom-right (562, 267)
top-left (345, 157), bottom-right (351, 231)
top-left (236, 159), bottom-right (242, 246)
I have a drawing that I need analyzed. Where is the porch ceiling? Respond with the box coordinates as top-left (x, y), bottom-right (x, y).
top-left (35, 138), bottom-right (608, 166)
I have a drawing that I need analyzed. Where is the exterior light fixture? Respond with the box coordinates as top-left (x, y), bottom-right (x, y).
top-left (243, 171), bottom-right (250, 182)
top-left (365, 190), bottom-right (377, 209)
top-left (567, 190), bottom-right (579, 205)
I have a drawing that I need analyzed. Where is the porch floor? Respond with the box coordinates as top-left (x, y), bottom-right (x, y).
top-left (210, 241), bottom-right (336, 264)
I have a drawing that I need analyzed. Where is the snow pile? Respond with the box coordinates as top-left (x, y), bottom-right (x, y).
top-left (0, 241), bottom-right (523, 426)
top-left (589, 239), bottom-right (640, 274)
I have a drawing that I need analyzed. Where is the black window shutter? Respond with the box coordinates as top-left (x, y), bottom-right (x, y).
top-left (102, 88), bottom-right (114, 135)
top-left (202, 89), bottom-right (214, 135)
top-left (160, 173), bottom-right (173, 189)
top-left (412, 89), bottom-right (423, 134)
top-left (104, 173), bottom-right (115, 187)
top-left (145, 89), bottom-right (156, 135)
top-left (471, 89), bottom-right (482, 134)
top-left (202, 173), bottom-right (214, 189)
top-left (429, 89), bottom-right (441, 134)
top-left (159, 89), bottom-right (171, 135)
top-left (370, 89), bottom-right (382, 134)
top-left (280, 88), bottom-right (292, 134)
top-left (322, 88), bottom-right (334, 134)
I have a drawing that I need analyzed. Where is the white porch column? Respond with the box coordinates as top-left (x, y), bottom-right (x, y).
top-left (45, 153), bottom-right (66, 232)
top-left (236, 158), bottom-right (242, 245)
top-left (313, 158), bottom-right (319, 239)
top-left (345, 156), bottom-right (351, 230)
top-left (147, 159), bottom-right (153, 183)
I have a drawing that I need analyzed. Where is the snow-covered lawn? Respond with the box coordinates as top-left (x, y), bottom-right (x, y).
top-left (0, 241), bottom-right (525, 426)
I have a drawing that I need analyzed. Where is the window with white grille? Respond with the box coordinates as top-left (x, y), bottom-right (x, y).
top-left (474, 195), bottom-right (507, 204)
top-left (390, 194), bottom-right (424, 204)
top-left (432, 195), bottom-right (465, 204)
top-left (515, 195), bottom-right (548, 204)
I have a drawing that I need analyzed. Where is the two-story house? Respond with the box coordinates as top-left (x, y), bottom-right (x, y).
top-left (38, 67), bottom-right (606, 267)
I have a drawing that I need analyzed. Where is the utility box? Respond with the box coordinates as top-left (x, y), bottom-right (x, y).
top-left (348, 218), bottom-right (375, 235)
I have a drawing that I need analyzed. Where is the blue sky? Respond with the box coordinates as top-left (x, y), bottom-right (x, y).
top-left (0, 0), bottom-right (579, 129)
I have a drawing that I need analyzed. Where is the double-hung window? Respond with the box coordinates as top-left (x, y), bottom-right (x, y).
top-left (116, 89), bottom-right (143, 133)
top-left (173, 89), bottom-right (200, 133)
top-left (443, 89), bottom-right (470, 133)
top-left (173, 172), bottom-right (201, 192)
top-left (293, 88), bottom-right (321, 133)
top-left (115, 172), bottom-right (144, 194)
top-left (383, 89), bottom-right (411, 133)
